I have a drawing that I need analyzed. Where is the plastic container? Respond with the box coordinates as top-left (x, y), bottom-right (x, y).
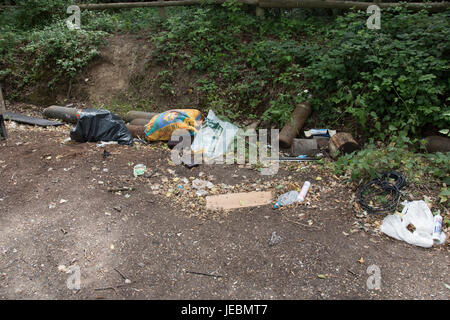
top-left (273, 181), bottom-right (311, 209)
top-left (432, 214), bottom-right (443, 244)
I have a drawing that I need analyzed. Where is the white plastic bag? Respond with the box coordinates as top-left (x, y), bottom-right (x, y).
top-left (380, 200), bottom-right (446, 248)
top-left (191, 110), bottom-right (238, 160)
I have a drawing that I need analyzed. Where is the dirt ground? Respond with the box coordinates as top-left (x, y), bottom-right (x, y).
top-left (0, 113), bottom-right (448, 300)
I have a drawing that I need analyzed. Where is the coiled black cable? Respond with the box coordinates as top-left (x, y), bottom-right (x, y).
top-left (357, 171), bottom-right (406, 214)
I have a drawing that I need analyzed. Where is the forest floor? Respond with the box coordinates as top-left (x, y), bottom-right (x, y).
top-left (0, 104), bottom-right (448, 300)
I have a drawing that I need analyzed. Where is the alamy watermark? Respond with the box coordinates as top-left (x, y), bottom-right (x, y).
top-left (66, 265), bottom-right (81, 290)
top-left (66, 5), bottom-right (81, 30)
top-left (366, 264), bottom-right (381, 290)
top-left (367, 5), bottom-right (381, 30)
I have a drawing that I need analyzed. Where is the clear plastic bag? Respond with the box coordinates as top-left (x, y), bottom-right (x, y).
top-left (380, 200), bottom-right (446, 248)
top-left (191, 110), bottom-right (238, 160)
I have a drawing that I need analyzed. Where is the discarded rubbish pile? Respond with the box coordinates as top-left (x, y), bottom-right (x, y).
top-left (17, 99), bottom-right (446, 249)
top-left (353, 171), bottom-right (447, 248)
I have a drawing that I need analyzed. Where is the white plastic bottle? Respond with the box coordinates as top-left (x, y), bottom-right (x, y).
top-left (273, 181), bottom-right (311, 209)
top-left (432, 214), bottom-right (443, 244)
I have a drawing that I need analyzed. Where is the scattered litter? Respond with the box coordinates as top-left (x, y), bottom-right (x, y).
top-left (206, 191), bottom-right (272, 210)
top-left (304, 129), bottom-right (336, 138)
top-left (273, 181), bottom-right (310, 209)
top-left (380, 200), bottom-right (447, 248)
top-left (192, 179), bottom-right (214, 190)
top-left (269, 232), bottom-right (282, 246)
top-left (432, 213), bottom-right (444, 244)
top-left (61, 137), bottom-right (71, 144)
top-left (267, 155), bottom-right (321, 162)
top-left (96, 141), bottom-right (118, 148)
top-left (191, 110), bottom-right (238, 160)
top-left (196, 190), bottom-right (208, 197)
top-left (133, 164), bottom-right (147, 177)
top-left (103, 150), bottom-right (111, 159)
top-left (57, 265), bottom-right (69, 273)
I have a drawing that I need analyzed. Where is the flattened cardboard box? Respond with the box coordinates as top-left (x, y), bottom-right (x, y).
top-left (206, 191), bottom-right (273, 210)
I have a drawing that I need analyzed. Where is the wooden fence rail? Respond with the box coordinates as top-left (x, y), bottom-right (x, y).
top-left (1, 1), bottom-right (449, 17)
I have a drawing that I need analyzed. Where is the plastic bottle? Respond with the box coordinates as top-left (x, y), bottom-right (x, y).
top-left (432, 214), bottom-right (443, 244)
top-left (273, 181), bottom-right (311, 209)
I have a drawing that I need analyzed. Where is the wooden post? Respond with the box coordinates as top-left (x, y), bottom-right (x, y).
top-left (256, 6), bottom-right (265, 18)
top-left (158, 0), bottom-right (167, 20)
top-left (0, 84), bottom-right (7, 140)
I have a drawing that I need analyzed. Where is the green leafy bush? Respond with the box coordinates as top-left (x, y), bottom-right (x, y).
top-left (23, 23), bottom-right (106, 85)
top-left (304, 8), bottom-right (450, 139)
top-left (2, 0), bottom-right (70, 30)
top-left (333, 133), bottom-right (450, 186)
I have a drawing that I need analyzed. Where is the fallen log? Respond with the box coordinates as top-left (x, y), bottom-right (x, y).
top-left (424, 136), bottom-right (450, 153)
top-left (279, 101), bottom-right (312, 149)
top-left (328, 132), bottom-right (360, 157)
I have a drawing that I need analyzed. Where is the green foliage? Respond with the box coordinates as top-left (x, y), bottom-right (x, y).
top-left (151, 2), bottom-right (321, 124)
top-left (333, 134), bottom-right (450, 187)
top-left (1, 0), bottom-right (71, 30)
top-left (0, 22), bottom-right (106, 91)
top-left (304, 8), bottom-right (450, 139)
top-left (25, 23), bottom-right (106, 84)
top-left (0, 2), bottom-right (449, 146)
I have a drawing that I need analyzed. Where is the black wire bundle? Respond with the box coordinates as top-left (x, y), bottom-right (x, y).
top-left (357, 171), bottom-right (406, 214)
